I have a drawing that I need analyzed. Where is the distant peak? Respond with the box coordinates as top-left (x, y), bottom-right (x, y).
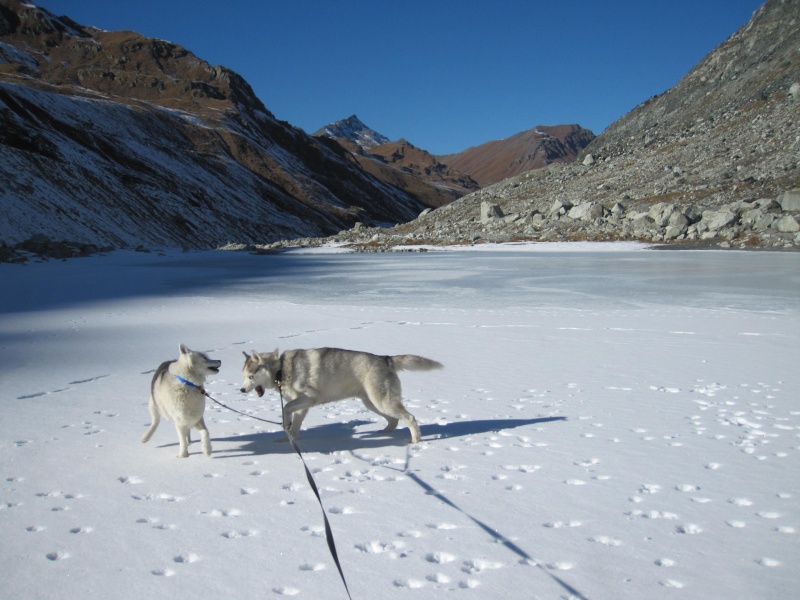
top-left (314, 115), bottom-right (390, 150)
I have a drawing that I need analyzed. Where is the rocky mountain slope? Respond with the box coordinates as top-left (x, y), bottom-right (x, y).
top-left (289, 0), bottom-right (799, 251)
top-left (0, 0), bottom-right (434, 252)
top-left (351, 138), bottom-right (479, 200)
top-left (438, 124), bottom-right (595, 187)
top-left (315, 117), bottom-right (479, 207)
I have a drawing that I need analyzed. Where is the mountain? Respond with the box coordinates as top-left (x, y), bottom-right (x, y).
top-left (307, 0), bottom-right (800, 251)
top-left (315, 118), bottom-right (479, 206)
top-left (438, 124), bottom-right (596, 187)
top-left (0, 0), bottom-right (434, 251)
top-left (314, 114), bottom-right (389, 150)
top-left (353, 139), bottom-right (479, 199)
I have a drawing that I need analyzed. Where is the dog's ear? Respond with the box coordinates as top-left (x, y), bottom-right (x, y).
top-left (250, 350), bottom-right (261, 364)
top-left (179, 343), bottom-right (190, 355)
top-left (242, 351), bottom-right (250, 360)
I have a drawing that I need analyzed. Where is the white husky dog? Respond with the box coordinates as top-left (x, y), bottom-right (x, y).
top-left (141, 344), bottom-right (221, 458)
top-left (240, 347), bottom-right (443, 443)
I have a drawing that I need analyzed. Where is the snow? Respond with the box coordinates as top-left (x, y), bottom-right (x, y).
top-left (1, 246), bottom-right (799, 599)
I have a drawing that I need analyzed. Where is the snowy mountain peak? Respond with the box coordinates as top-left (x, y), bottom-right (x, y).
top-left (314, 114), bottom-right (390, 150)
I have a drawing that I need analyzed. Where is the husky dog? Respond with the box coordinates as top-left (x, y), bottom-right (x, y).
top-left (141, 344), bottom-right (221, 458)
top-left (240, 348), bottom-right (443, 443)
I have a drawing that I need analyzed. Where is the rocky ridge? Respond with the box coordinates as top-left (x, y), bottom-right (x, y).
top-left (267, 0), bottom-right (800, 252)
top-left (438, 124), bottom-right (596, 187)
top-left (314, 116), bottom-right (482, 207)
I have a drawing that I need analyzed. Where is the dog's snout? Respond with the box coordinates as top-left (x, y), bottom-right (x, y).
top-left (239, 387), bottom-right (246, 393)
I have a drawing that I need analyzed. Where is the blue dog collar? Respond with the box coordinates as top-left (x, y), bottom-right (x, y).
top-left (175, 375), bottom-right (201, 388)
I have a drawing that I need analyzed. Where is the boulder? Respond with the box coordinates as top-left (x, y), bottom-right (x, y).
top-left (683, 204), bottom-right (704, 224)
top-left (480, 201), bottom-right (504, 223)
top-left (629, 213), bottom-right (656, 234)
top-left (567, 202), bottom-right (604, 221)
top-left (610, 202), bottom-right (626, 215)
top-left (777, 189), bottom-right (800, 212)
top-left (548, 199), bottom-right (573, 216)
top-left (648, 202), bottom-right (678, 227)
top-left (775, 215), bottom-right (800, 233)
top-left (702, 209), bottom-right (738, 231)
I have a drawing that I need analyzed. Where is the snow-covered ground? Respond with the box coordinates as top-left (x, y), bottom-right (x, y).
top-left (1, 244), bottom-right (798, 599)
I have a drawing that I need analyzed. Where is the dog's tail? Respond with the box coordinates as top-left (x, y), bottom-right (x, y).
top-left (390, 355), bottom-right (443, 372)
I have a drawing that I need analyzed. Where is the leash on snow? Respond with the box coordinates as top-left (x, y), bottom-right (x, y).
top-left (203, 390), bottom-right (284, 426)
top-left (273, 368), bottom-right (353, 600)
top-left (200, 376), bottom-right (353, 600)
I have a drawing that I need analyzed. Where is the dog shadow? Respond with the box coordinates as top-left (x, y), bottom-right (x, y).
top-left (213, 416), bottom-right (567, 457)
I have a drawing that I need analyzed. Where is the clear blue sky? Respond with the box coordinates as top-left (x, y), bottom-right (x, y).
top-left (39, 0), bottom-right (765, 155)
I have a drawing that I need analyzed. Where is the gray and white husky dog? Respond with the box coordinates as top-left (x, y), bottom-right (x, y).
top-left (141, 344), bottom-right (221, 458)
top-left (240, 347), bottom-right (443, 443)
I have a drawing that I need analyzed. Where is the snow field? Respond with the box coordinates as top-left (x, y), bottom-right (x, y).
top-left (1, 248), bottom-right (798, 599)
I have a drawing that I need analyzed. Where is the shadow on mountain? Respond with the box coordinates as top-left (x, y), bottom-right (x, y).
top-left (213, 416), bottom-right (567, 457)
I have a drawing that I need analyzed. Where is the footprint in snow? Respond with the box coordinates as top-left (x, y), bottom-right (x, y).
top-left (69, 526), bottom-right (93, 534)
top-left (132, 493), bottom-right (183, 502)
top-left (201, 508), bottom-right (242, 517)
top-left (222, 529), bottom-right (257, 539)
top-left (544, 520), bottom-right (583, 528)
top-left (729, 497), bottom-right (753, 507)
top-left (462, 558), bottom-right (504, 574)
top-left (173, 553), bottom-right (199, 564)
top-left (655, 558), bottom-right (676, 567)
top-left (427, 523), bottom-right (458, 530)
top-left (757, 558), bottom-right (782, 567)
top-left (118, 476), bottom-right (143, 485)
top-left (426, 573), bottom-right (451, 584)
top-left (272, 586), bottom-right (300, 595)
top-left (675, 484), bottom-right (700, 492)
top-left (328, 506), bottom-right (354, 515)
top-left (546, 561), bottom-right (574, 571)
top-left (589, 535), bottom-right (622, 547)
top-left (676, 523), bottom-right (703, 534)
top-left (425, 552), bottom-right (456, 564)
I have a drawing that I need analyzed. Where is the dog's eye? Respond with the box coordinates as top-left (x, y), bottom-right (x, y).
top-left (249, 375), bottom-right (254, 380)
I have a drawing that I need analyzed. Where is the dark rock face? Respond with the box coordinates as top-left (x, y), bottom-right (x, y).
top-left (0, 0), bottom-right (431, 250)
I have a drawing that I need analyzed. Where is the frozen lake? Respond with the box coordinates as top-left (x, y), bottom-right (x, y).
top-left (6, 246), bottom-right (797, 314)
top-left (1, 245), bottom-right (798, 599)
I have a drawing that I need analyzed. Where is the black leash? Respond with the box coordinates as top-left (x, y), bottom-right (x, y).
top-left (275, 368), bottom-right (353, 600)
top-left (286, 431), bottom-right (353, 600)
top-left (203, 378), bottom-right (353, 600)
top-left (203, 390), bottom-right (283, 426)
